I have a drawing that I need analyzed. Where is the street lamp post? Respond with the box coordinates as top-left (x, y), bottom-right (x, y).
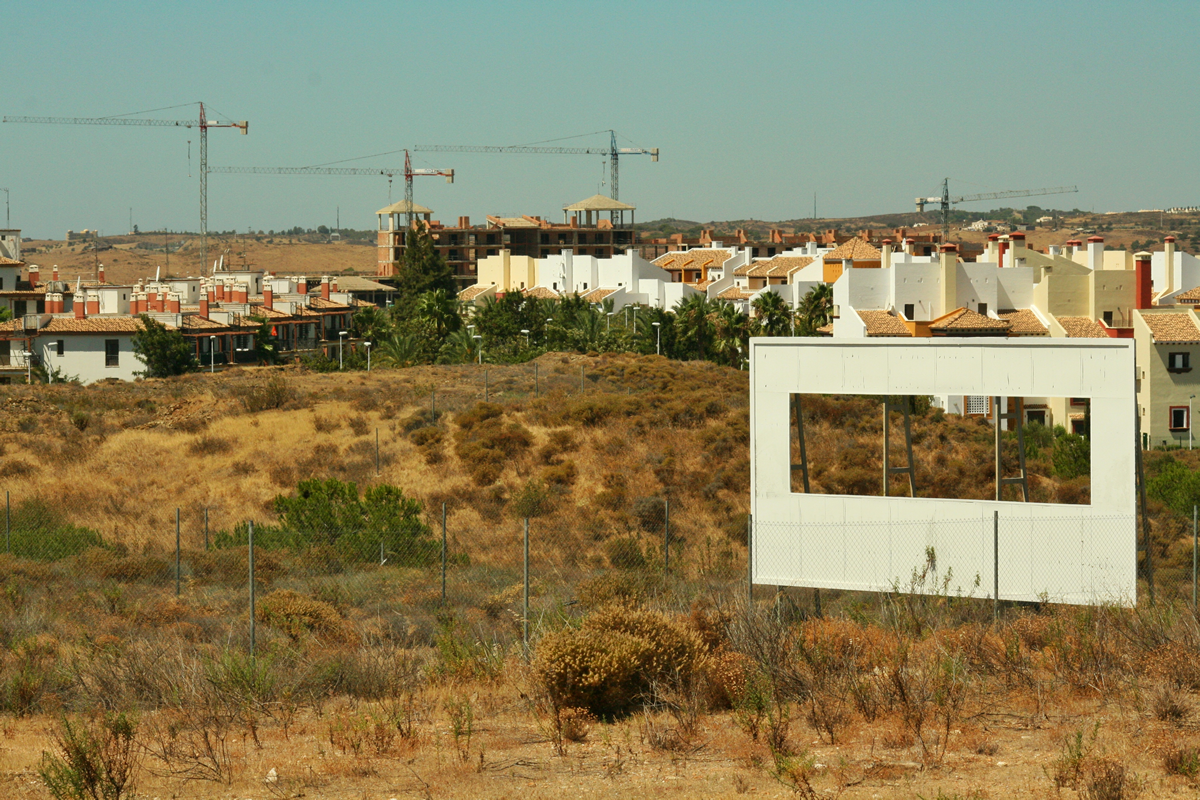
top-left (338, 331), bottom-right (347, 369)
top-left (365, 341), bottom-right (372, 372)
top-left (209, 335), bottom-right (217, 373)
top-left (520, 329), bottom-right (530, 348)
top-left (652, 321), bottom-right (661, 356)
top-left (473, 334), bottom-right (482, 364)
top-left (606, 312), bottom-right (613, 334)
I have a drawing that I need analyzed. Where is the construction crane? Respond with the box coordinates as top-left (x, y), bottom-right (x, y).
top-left (3, 103), bottom-right (248, 271)
top-left (915, 179), bottom-right (1078, 242)
top-left (209, 152), bottom-right (454, 233)
top-left (414, 130), bottom-right (657, 201)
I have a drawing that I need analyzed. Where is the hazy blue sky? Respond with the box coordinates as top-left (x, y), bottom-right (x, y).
top-left (3, 0), bottom-right (1196, 239)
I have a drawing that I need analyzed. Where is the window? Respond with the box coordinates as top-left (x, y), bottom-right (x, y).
top-left (104, 340), bottom-right (119, 367)
top-left (977, 302), bottom-right (988, 315)
top-left (903, 303), bottom-right (914, 320)
top-left (55, 340), bottom-right (64, 356)
top-left (965, 396), bottom-right (989, 415)
top-left (1168, 352), bottom-right (1192, 372)
top-left (1070, 397), bottom-right (1088, 406)
top-left (1102, 310), bottom-right (1114, 326)
top-left (1170, 406), bottom-right (1190, 431)
top-left (0, 278), bottom-right (3, 289)
top-left (1026, 410), bottom-right (1047, 426)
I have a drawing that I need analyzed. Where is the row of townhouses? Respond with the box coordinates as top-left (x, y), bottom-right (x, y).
top-left (456, 232), bottom-right (1199, 447)
top-left (0, 231), bottom-right (381, 384)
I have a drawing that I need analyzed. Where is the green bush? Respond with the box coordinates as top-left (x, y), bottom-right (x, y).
top-left (1053, 433), bottom-right (1090, 480)
top-left (6, 500), bottom-right (104, 561)
top-left (39, 711), bottom-right (140, 800)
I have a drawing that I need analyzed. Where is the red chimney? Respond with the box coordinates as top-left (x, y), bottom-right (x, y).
top-left (86, 294), bottom-right (99, 316)
top-left (52, 265), bottom-right (59, 282)
top-left (75, 295), bottom-right (86, 319)
top-left (298, 276), bottom-right (309, 295)
top-left (1087, 235), bottom-right (1104, 243)
top-left (263, 286), bottom-right (273, 310)
top-left (940, 243), bottom-right (958, 253)
top-left (207, 285), bottom-right (215, 303)
top-left (320, 276), bottom-right (330, 300)
top-left (998, 236), bottom-right (1009, 269)
top-left (1135, 252), bottom-right (1153, 310)
top-left (199, 295), bottom-right (209, 319)
top-left (27, 265), bottom-right (39, 286)
top-left (1166, 235), bottom-right (1177, 243)
top-left (215, 282), bottom-right (226, 302)
top-left (235, 284), bottom-right (247, 304)
top-left (168, 293), bottom-right (181, 314)
top-left (330, 278), bottom-right (338, 293)
top-left (98, 265), bottom-right (106, 284)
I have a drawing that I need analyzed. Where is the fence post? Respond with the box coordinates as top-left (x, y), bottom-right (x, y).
top-left (248, 520), bottom-right (256, 658)
top-left (663, 498), bottom-right (670, 575)
top-left (485, 370), bottom-right (489, 403)
top-left (993, 510), bottom-right (999, 622)
top-left (204, 507), bottom-right (209, 551)
top-left (523, 517), bottom-right (530, 657)
top-left (441, 502), bottom-right (448, 605)
top-left (175, 508), bottom-right (181, 597)
top-left (747, 513), bottom-right (753, 607)
top-left (580, 365), bottom-right (585, 393)
top-left (4, 491), bottom-right (9, 555)
top-left (432, 389), bottom-right (436, 419)
top-left (534, 362), bottom-right (539, 398)
top-left (1193, 504), bottom-right (1197, 611)
top-left (375, 428), bottom-right (380, 475)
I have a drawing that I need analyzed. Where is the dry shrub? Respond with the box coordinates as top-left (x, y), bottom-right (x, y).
top-left (269, 463), bottom-right (296, 487)
top-left (1080, 757), bottom-right (1138, 800)
top-left (257, 589), bottom-right (348, 642)
top-left (454, 403), bottom-right (531, 486)
top-left (1150, 683), bottom-right (1191, 723)
top-left (1162, 743), bottom-right (1200, 779)
top-left (74, 548), bottom-right (172, 584)
top-left (312, 415), bottom-right (340, 433)
top-left (1, 459), bottom-right (38, 478)
top-left (347, 415), bottom-right (371, 437)
top-left (191, 547), bottom-right (281, 585)
top-left (1146, 641), bottom-right (1200, 690)
top-left (409, 426), bottom-right (443, 464)
top-left (187, 435), bottom-right (233, 456)
top-left (229, 460), bottom-right (256, 476)
top-left (540, 460), bottom-right (576, 487)
top-left (237, 376), bottom-right (293, 412)
top-left (575, 572), bottom-right (651, 609)
top-left (556, 706), bottom-right (594, 743)
top-left (537, 429), bottom-right (577, 464)
top-left (535, 606), bottom-right (705, 717)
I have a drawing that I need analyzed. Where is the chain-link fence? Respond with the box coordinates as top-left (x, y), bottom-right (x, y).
top-left (0, 484), bottom-right (1192, 659)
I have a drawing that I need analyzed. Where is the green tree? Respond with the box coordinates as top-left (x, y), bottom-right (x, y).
top-left (350, 305), bottom-right (393, 343)
top-left (416, 288), bottom-right (462, 338)
top-left (751, 290), bottom-right (792, 336)
top-left (249, 317), bottom-right (279, 365)
top-left (674, 293), bottom-right (715, 360)
top-left (796, 283), bottom-right (833, 336)
top-left (272, 478), bottom-right (437, 564)
top-left (711, 300), bottom-right (750, 368)
top-left (131, 315), bottom-right (198, 378)
top-left (376, 332), bottom-right (422, 368)
top-left (395, 225), bottom-right (456, 305)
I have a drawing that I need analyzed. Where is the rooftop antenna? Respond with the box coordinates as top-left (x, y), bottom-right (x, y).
top-left (187, 140), bottom-right (192, 177)
top-left (155, 265), bottom-right (160, 281)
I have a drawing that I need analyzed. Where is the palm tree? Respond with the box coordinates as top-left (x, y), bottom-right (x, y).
top-left (350, 305), bottom-right (392, 343)
top-left (416, 288), bottom-right (461, 339)
top-left (376, 332), bottom-right (421, 368)
top-left (751, 290), bottom-right (792, 337)
top-left (711, 300), bottom-right (750, 368)
top-left (674, 293), bottom-right (715, 361)
top-left (441, 328), bottom-right (478, 364)
top-left (796, 283), bottom-right (834, 336)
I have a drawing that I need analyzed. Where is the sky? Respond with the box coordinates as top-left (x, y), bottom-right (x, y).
top-left (3, 0), bottom-right (1197, 240)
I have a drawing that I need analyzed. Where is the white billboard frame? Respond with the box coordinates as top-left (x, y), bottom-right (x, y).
top-left (750, 337), bottom-right (1137, 606)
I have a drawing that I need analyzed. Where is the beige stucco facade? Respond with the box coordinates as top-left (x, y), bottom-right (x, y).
top-left (1133, 308), bottom-right (1200, 447)
top-left (476, 251), bottom-right (539, 293)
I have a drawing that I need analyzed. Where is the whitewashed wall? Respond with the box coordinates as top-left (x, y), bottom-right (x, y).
top-left (750, 338), bottom-right (1137, 605)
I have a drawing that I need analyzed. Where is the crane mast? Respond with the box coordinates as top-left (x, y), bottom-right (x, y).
top-left (3, 103), bottom-right (247, 270)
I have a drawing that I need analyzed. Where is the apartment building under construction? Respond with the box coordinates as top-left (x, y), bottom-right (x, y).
top-left (376, 194), bottom-right (638, 288)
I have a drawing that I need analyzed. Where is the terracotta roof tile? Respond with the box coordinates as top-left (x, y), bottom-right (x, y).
top-left (308, 297), bottom-right (352, 310)
top-left (816, 322), bottom-right (833, 335)
top-left (997, 309), bottom-right (1048, 335)
top-left (0, 316), bottom-right (148, 334)
top-left (930, 307), bottom-right (1011, 332)
top-left (717, 286), bottom-right (754, 301)
top-left (1057, 316), bottom-right (1108, 338)
top-left (735, 255), bottom-right (815, 278)
top-left (458, 285), bottom-right (493, 301)
top-left (180, 316), bottom-right (231, 330)
top-left (652, 248), bottom-right (734, 270)
top-left (1175, 286), bottom-right (1200, 304)
top-left (582, 287), bottom-right (618, 302)
top-left (822, 239), bottom-right (882, 262)
top-left (1142, 312), bottom-right (1200, 343)
top-left (0, 257), bottom-right (23, 267)
top-left (856, 309), bottom-right (911, 337)
top-left (521, 286), bottom-right (561, 300)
